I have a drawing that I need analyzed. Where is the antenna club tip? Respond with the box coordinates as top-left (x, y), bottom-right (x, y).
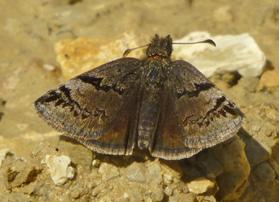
top-left (123, 49), bottom-right (131, 57)
top-left (206, 39), bottom-right (216, 47)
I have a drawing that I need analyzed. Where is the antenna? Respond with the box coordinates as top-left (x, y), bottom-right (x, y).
top-left (172, 39), bottom-right (216, 47)
top-left (123, 39), bottom-right (216, 57)
top-left (123, 44), bottom-right (149, 57)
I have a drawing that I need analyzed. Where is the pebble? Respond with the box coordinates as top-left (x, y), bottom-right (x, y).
top-left (92, 159), bottom-right (101, 168)
top-left (163, 173), bottom-right (173, 185)
top-left (187, 177), bottom-right (215, 194)
top-left (42, 155), bottom-right (75, 185)
top-left (149, 186), bottom-right (164, 202)
top-left (125, 162), bottom-right (146, 183)
top-left (164, 185), bottom-right (174, 196)
top-left (146, 161), bottom-right (162, 184)
top-left (43, 64), bottom-right (56, 71)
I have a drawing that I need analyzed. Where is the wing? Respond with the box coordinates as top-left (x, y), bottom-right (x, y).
top-left (171, 60), bottom-right (243, 149)
top-left (35, 57), bottom-right (142, 155)
top-left (150, 88), bottom-right (202, 160)
top-left (150, 60), bottom-right (243, 160)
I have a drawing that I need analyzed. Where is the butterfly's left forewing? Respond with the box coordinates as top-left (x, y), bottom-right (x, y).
top-left (171, 60), bottom-right (243, 149)
top-left (150, 60), bottom-right (243, 160)
top-left (35, 58), bottom-right (142, 155)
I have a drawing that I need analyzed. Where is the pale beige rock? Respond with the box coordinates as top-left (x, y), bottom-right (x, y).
top-left (146, 160), bottom-right (162, 185)
top-left (125, 162), bottom-right (146, 183)
top-left (43, 63), bottom-right (56, 71)
top-left (92, 159), bottom-right (101, 168)
top-left (164, 185), bottom-right (174, 196)
top-left (55, 32), bottom-right (141, 79)
top-left (42, 155), bottom-right (75, 185)
top-left (173, 32), bottom-right (266, 78)
top-left (163, 173), bottom-right (173, 185)
top-left (187, 177), bottom-right (215, 194)
top-left (149, 186), bottom-right (164, 202)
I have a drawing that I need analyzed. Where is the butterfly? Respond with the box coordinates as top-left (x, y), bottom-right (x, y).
top-left (35, 34), bottom-right (243, 160)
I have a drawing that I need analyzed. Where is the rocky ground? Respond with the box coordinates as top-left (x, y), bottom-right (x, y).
top-left (0, 0), bottom-right (279, 201)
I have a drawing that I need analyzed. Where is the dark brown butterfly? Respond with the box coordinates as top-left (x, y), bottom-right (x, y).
top-left (35, 34), bottom-right (243, 160)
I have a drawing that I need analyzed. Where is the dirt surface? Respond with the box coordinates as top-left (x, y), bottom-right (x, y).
top-left (0, 0), bottom-right (279, 201)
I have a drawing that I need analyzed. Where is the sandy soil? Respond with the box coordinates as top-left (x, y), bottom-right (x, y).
top-left (0, 0), bottom-right (279, 201)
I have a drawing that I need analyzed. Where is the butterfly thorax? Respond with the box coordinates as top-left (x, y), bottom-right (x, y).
top-left (146, 34), bottom-right (173, 58)
top-left (138, 38), bottom-right (172, 150)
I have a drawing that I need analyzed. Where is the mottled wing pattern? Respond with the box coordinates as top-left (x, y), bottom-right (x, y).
top-left (150, 60), bottom-right (243, 160)
top-left (35, 58), bottom-right (142, 155)
top-left (172, 60), bottom-right (243, 149)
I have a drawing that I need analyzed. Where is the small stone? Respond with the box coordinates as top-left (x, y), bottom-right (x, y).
top-left (43, 155), bottom-right (75, 185)
top-left (187, 177), bottom-right (215, 194)
top-left (92, 159), bottom-right (101, 168)
top-left (43, 64), bottom-right (56, 71)
top-left (149, 186), bottom-right (164, 202)
top-left (146, 161), bottom-right (162, 184)
top-left (70, 188), bottom-right (82, 199)
top-left (98, 162), bottom-right (119, 181)
top-left (125, 162), bottom-right (146, 183)
top-left (254, 161), bottom-right (276, 181)
top-left (164, 185), bottom-right (174, 196)
top-left (163, 173), bottom-right (173, 185)
top-left (123, 192), bottom-right (129, 199)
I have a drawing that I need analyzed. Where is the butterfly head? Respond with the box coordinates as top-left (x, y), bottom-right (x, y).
top-left (146, 34), bottom-right (173, 58)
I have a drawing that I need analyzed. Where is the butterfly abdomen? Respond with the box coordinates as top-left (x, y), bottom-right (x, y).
top-left (137, 100), bottom-right (160, 150)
